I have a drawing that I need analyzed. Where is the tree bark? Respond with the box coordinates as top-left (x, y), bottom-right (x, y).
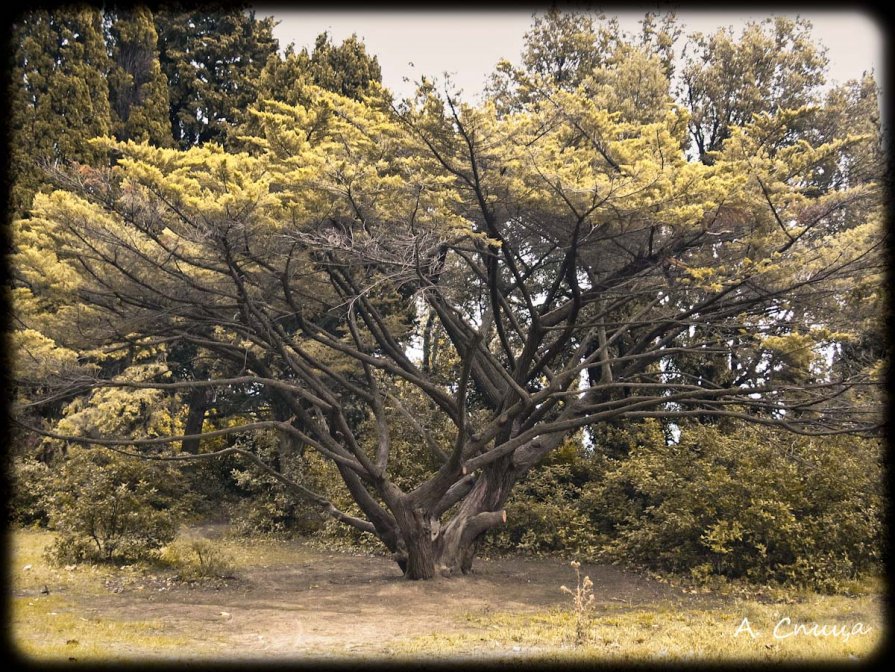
top-left (393, 506), bottom-right (507, 580)
top-left (391, 457), bottom-right (516, 579)
top-left (392, 506), bottom-right (437, 580)
top-left (181, 387), bottom-right (212, 454)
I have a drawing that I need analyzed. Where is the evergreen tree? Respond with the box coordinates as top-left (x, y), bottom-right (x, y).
top-left (16, 77), bottom-right (883, 578)
top-left (235, 32), bottom-right (383, 144)
top-left (680, 17), bottom-right (828, 164)
top-left (305, 32), bottom-right (382, 101)
top-left (154, 7), bottom-right (277, 148)
top-left (8, 7), bottom-right (112, 215)
top-left (106, 6), bottom-right (172, 145)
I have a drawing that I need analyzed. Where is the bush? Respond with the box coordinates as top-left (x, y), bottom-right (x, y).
top-left (485, 424), bottom-right (667, 558)
top-left (486, 450), bottom-right (603, 557)
top-left (591, 422), bottom-right (884, 591)
top-left (8, 457), bottom-right (56, 527)
top-left (485, 420), bottom-right (883, 592)
top-left (44, 447), bottom-right (185, 564)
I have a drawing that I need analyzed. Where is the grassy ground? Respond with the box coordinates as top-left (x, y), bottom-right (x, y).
top-left (7, 528), bottom-right (885, 664)
top-left (8, 529), bottom-right (213, 662)
top-left (394, 596), bottom-right (884, 663)
top-left (394, 564), bottom-right (885, 662)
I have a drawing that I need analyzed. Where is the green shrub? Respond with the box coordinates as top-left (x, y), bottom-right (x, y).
top-left (592, 423), bottom-right (884, 591)
top-left (485, 424), bottom-right (666, 558)
top-left (44, 447), bottom-right (184, 564)
top-left (8, 457), bottom-right (55, 527)
top-left (485, 420), bottom-right (883, 592)
top-left (487, 455), bottom-right (603, 557)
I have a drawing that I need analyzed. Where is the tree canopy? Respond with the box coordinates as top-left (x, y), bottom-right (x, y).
top-left (680, 17), bottom-right (829, 164)
top-left (8, 7), bottom-right (112, 215)
top-left (153, 7), bottom-right (278, 148)
top-left (9, 9), bottom-right (886, 580)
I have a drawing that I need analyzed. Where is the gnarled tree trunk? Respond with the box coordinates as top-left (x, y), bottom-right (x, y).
top-left (392, 507), bottom-right (508, 580)
top-left (390, 458), bottom-right (517, 580)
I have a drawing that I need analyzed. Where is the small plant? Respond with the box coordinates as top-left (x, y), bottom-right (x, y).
top-left (161, 539), bottom-right (235, 580)
top-left (560, 560), bottom-right (595, 646)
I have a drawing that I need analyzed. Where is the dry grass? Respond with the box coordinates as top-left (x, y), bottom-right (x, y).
top-left (177, 526), bottom-right (323, 568)
top-left (394, 591), bottom-right (885, 663)
top-left (12, 596), bottom-right (202, 662)
top-left (8, 528), bottom-right (886, 664)
top-left (9, 529), bottom-right (218, 662)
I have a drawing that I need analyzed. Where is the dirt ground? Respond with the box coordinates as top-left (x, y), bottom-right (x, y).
top-left (13, 524), bottom-right (719, 662)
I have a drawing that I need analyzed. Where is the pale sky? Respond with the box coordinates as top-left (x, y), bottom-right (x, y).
top-left (256, 9), bottom-right (883, 103)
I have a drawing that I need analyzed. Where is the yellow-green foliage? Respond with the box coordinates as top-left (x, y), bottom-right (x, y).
top-left (593, 424), bottom-right (883, 591)
top-left (11, 70), bottom-right (880, 408)
top-left (488, 421), bottom-right (882, 592)
top-left (760, 332), bottom-right (817, 371)
top-left (43, 364), bottom-right (183, 454)
top-left (682, 17), bottom-right (828, 161)
top-left (10, 329), bottom-right (81, 382)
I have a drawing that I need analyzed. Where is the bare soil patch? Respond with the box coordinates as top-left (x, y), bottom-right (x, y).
top-left (13, 525), bottom-right (718, 661)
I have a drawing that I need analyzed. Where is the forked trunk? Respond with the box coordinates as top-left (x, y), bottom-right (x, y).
top-left (393, 507), bottom-right (438, 580)
top-left (393, 459), bottom-right (516, 580)
top-left (394, 508), bottom-right (507, 580)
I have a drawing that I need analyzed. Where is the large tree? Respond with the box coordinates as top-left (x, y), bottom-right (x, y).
top-left (11, 11), bottom-right (885, 580)
top-left (13, 78), bottom-right (884, 578)
top-left (257, 31), bottom-right (382, 104)
top-left (487, 9), bottom-right (676, 120)
top-left (488, 10), bottom-right (884, 398)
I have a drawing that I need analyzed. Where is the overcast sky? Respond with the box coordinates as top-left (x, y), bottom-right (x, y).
top-left (256, 9), bottom-right (883, 103)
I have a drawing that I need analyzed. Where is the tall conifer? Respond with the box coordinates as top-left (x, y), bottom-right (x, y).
top-left (154, 8), bottom-right (277, 148)
top-left (8, 7), bottom-right (112, 214)
top-left (106, 6), bottom-right (172, 145)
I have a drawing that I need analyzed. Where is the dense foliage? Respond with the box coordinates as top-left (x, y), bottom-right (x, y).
top-left (153, 8), bottom-right (278, 148)
top-left (43, 447), bottom-right (184, 564)
top-left (106, 7), bottom-right (172, 146)
top-left (486, 422), bottom-right (883, 591)
top-left (8, 7), bottom-right (112, 214)
top-left (7, 8), bottom-right (885, 585)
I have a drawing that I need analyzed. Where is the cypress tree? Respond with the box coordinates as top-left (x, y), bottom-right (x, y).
top-left (106, 6), bottom-right (172, 146)
top-left (8, 7), bottom-right (112, 214)
top-left (306, 32), bottom-right (382, 101)
top-left (154, 7), bottom-right (277, 148)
